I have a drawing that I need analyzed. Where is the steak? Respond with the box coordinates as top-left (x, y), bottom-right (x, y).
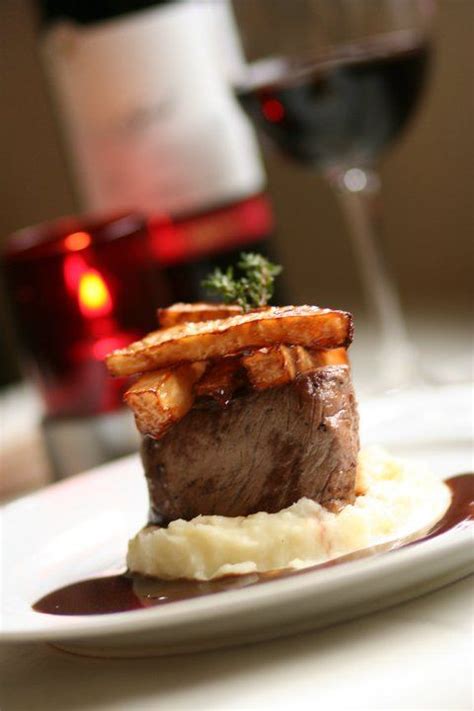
top-left (142, 364), bottom-right (359, 525)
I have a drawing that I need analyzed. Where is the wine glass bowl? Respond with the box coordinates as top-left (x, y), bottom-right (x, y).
top-left (236, 29), bottom-right (430, 170)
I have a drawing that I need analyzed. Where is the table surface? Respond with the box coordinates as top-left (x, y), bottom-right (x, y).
top-left (1, 576), bottom-right (472, 710)
top-left (1, 307), bottom-right (473, 710)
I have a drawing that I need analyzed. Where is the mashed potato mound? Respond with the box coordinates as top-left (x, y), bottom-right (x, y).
top-left (127, 447), bottom-right (450, 581)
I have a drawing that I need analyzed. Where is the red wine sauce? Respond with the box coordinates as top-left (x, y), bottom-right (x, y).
top-left (33, 475), bottom-right (473, 616)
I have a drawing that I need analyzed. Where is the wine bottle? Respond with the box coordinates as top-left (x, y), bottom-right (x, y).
top-left (38, 0), bottom-right (285, 303)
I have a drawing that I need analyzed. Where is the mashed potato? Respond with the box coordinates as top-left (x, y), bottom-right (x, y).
top-left (127, 447), bottom-right (450, 581)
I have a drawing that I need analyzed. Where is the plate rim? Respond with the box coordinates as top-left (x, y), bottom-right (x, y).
top-left (1, 514), bottom-right (472, 643)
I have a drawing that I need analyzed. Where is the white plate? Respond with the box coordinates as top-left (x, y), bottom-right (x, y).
top-left (1, 384), bottom-right (473, 657)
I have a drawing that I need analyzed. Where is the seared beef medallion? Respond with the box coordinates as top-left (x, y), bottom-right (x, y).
top-left (142, 365), bottom-right (359, 525)
top-left (106, 300), bottom-right (359, 528)
top-left (103, 277), bottom-right (451, 583)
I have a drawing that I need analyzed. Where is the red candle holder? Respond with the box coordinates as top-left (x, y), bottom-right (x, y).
top-left (2, 212), bottom-right (170, 419)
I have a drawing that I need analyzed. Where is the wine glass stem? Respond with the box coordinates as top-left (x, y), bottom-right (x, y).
top-left (327, 166), bottom-right (420, 390)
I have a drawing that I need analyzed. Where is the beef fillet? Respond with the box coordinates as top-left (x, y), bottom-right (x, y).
top-left (142, 364), bottom-right (359, 525)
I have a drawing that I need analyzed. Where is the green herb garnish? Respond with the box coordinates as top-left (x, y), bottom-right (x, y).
top-left (201, 252), bottom-right (282, 312)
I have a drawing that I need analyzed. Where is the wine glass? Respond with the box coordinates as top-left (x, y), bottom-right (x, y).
top-left (231, 0), bottom-right (434, 393)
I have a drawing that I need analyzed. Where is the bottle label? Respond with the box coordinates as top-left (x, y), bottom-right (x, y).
top-left (42, 2), bottom-right (265, 218)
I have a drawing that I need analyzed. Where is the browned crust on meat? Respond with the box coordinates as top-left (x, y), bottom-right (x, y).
top-left (141, 365), bottom-right (359, 523)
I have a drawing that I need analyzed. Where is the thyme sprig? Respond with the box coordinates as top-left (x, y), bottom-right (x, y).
top-left (201, 252), bottom-right (282, 312)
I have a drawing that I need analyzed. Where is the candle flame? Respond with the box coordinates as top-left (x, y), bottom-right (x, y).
top-left (78, 270), bottom-right (113, 317)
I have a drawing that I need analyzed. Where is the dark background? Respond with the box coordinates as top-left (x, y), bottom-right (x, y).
top-left (0, 0), bottom-right (472, 386)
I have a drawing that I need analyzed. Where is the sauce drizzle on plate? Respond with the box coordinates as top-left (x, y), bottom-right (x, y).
top-left (32, 474), bottom-right (473, 617)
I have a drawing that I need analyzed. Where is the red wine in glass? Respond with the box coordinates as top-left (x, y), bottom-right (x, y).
top-left (237, 30), bottom-right (429, 168)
